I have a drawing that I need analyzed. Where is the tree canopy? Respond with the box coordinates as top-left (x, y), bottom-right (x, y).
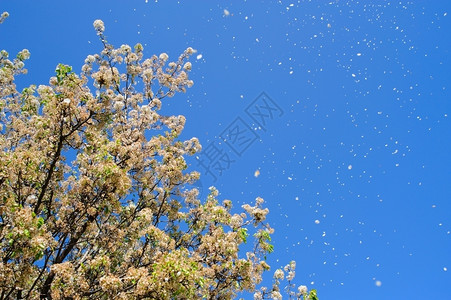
top-left (0, 15), bottom-right (317, 300)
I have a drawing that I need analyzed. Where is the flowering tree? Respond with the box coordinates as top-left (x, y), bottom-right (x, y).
top-left (0, 14), bottom-right (317, 300)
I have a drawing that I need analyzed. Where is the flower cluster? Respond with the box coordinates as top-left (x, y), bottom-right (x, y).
top-left (93, 19), bottom-right (105, 34)
top-left (254, 261), bottom-right (317, 300)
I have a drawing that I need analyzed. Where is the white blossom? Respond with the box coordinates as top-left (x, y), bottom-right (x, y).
top-left (274, 269), bottom-right (284, 280)
top-left (298, 285), bottom-right (308, 295)
top-left (93, 19), bottom-right (105, 33)
top-left (254, 291), bottom-right (263, 300)
top-left (19, 49), bottom-right (30, 60)
top-left (183, 62), bottom-right (192, 71)
top-left (287, 270), bottom-right (295, 281)
top-left (114, 101), bottom-right (124, 111)
top-left (271, 291), bottom-right (282, 300)
top-left (85, 55), bottom-right (96, 63)
top-left (186, 47), bottom-right (196, 55)
top-left (159, 53), bottom-right (169, 62)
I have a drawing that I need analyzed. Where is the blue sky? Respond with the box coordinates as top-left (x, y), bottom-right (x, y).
top-left (2, 1), bottom-right (450, 299)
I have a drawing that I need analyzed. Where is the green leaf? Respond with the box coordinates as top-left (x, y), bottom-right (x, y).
top-left (261, 230), bottom-right (271, 241)
top-left (37, 217), bottom-right (44, 229)
top-left (309, 289), bottom-right (318, 300)
top-left (238, 228), bottom-right (248, 243)
top-left (266, 243), bottom-right (274, 253)
top-left (55, 63), bottom-right (73, 84)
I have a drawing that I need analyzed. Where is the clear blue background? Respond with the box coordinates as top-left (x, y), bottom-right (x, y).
top-left (2, 1), bottom-right (450, 299)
